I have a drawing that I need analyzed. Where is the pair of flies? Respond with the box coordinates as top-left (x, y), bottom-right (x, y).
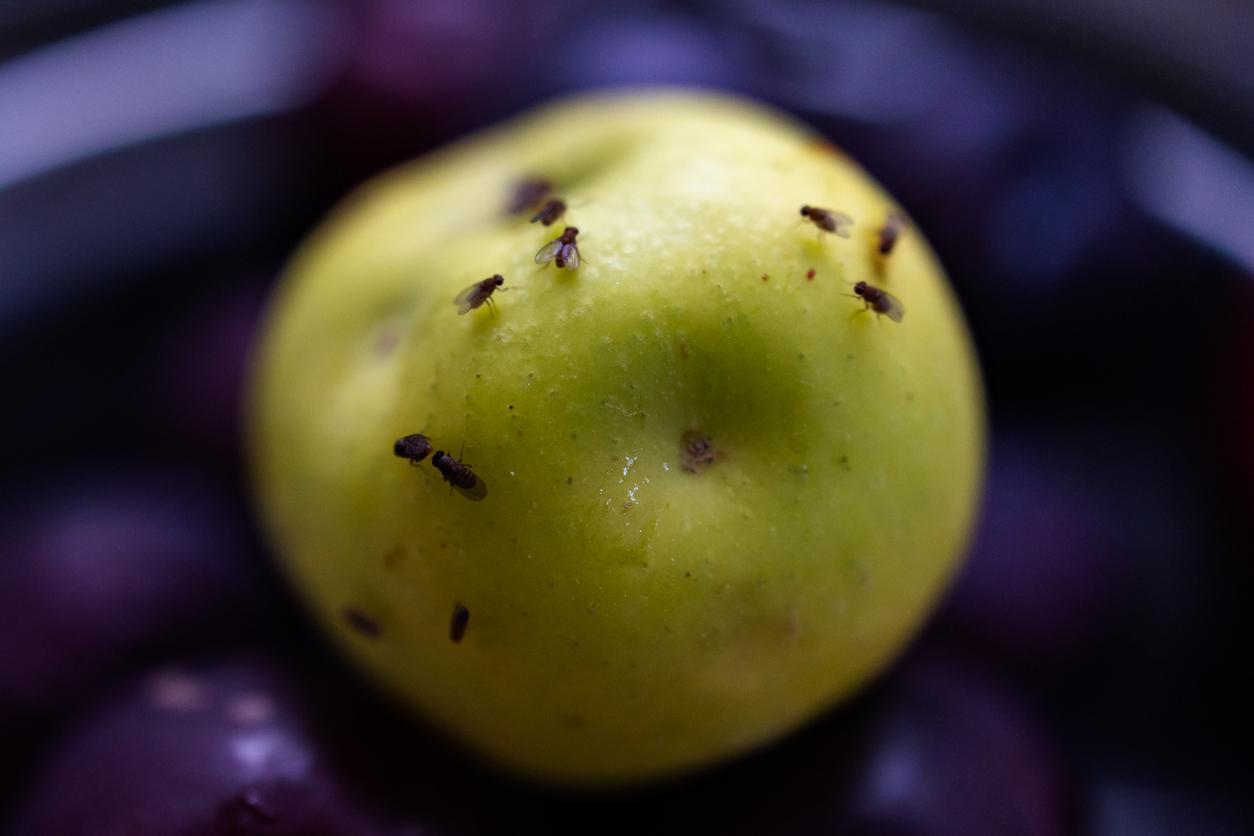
top-left (510, 178), bottom-right (583, 270)
top-left (798, 205), bottom-right (904, 255)
top-left (394, 435), bottom-right (487, 501)
top-left (454, 227), bottom-right (581, 314)
top-left (508, 177), bottom-right (566, 226)
top-left (800, 205), bottom-right (905, 323)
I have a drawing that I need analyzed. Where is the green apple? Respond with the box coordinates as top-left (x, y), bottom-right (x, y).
top-left (248, 89), bottom-right (985, 787)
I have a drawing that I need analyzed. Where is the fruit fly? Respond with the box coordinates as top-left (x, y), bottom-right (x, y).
top-left (507, 177), bottom-right (552, 215)
top-left (851, 280), bottom-right (905, 323)
top-left (393, 434), bottom-right (433, 465)
top-left (450, 604), bottom-right (469, 642)
top-left (800, 205), bottom-right (853, 238)
top-left (432, 446), bottom-right (488, 501)
top-left (536, 226), bottom-right (581, 270)
top-left (530, 198), bottom-right (566, 226)
top-left (878, 211), bottom-right (907, 255)
top-left (454, 274), bottom-right (507, 315)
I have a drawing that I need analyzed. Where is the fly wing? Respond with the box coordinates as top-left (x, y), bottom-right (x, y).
top-left (455, 475), bottom-right (488, 501)
top-left (831, 211), bottom-right (854, 238)
top-left (454, 282), bottom-right (484, 314)
top-left (535, 238), bottom-right (563, 264)
top-left (560, 243), bottom-right (580, 270)
top-left (882, 291), bottom-right (905, 323)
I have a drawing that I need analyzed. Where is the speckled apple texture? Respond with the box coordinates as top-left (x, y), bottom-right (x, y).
top-left (248, 90), bottom-right (986, 786)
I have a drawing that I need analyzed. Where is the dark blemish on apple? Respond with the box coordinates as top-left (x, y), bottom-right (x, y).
top-left (382, 546), bottom-right (404, 568)
top-left (343, 607), bottom-right (381, 638)
top-left (517, 429), bottom-right (523, 436)
top-left (374, 324), bottom-right (401, 356)
top-left (809, 138), bottom-right (841, 157)
top-left (681, 431), bottom-right (723, 474)
top-left (567, 476), bottom-right (573, 484)
top-left (685, 572), bottom-right (691, 577)
top-left (906, 392), bottom-right (914, 401)
top-left (806, 269), bottom-right (816, 280)
top-left (680, 343), bottom-right (689, 359)
top-left (623, 501), bottom-right (634, 511)
top-left (840, 456), bottom-right (848, 463)
top-left (476, 372), bottom-right (481, 377)
top-left (440, 542), bottom-right (447, 548)
top-left (761, 274), bottom-right (769, 281)
top-left (450, 604), bottom-right (470, 642)
top-left (509, 405), bottom-right (513, 409)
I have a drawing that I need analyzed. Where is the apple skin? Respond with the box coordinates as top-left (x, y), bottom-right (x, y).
top-left (248, 89), bottom-right (985, 786)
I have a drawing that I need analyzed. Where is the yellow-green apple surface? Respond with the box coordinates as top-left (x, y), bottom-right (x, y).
top-left (248, 89), bottom-right (985, 787)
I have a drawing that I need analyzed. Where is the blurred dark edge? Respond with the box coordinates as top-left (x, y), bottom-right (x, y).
top-left (0, 0), bottom-right (176, 61)
top-left (7, 0), bottom-right (1254, 157)
top-left (902, 0), bottom-right (1254, 157)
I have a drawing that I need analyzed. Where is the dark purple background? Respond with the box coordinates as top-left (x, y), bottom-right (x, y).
top-left (2, 1), bottom-right (1252, 833)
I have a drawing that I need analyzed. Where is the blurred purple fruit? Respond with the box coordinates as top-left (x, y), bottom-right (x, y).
top-left (837, 643), bottom-right (1074, 836)
top-left (318, 0), bottom-right (558, 177)
top-left (0, 469), bottom-right (266, 731)
top-left (938, 435), bottom-right (1126, 668)
top-left (9, 658), bottom-right (471, 836)
top-left (553, 13), bottom-right (744, 90)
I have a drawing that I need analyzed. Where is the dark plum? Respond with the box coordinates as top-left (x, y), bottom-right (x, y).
top-left (833, 643), bottom-right (1074, 836)
top-left (937, 434), bottom-right (1126, 668)
top-left (8, 658), bottom-right (484, 835)
top-left (320, 0), bottom-right (558, 180)
top-left (0, 469), bottom-right (267, 739)
top-left (500, 643), bottom-right (1071, 836)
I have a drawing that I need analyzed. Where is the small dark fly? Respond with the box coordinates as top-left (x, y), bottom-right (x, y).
top-left (530, 198), bottom-right (566, 226)
top-left (507, 177), bottom-right (552, 215)
top-left (455, 274), bottom-right (506, 315)
top-left (450, 604), bottom-right (469, 642)
top-left (852, 280), bottom-right (905, 323)
top-left (800, 205), bottom-right (853, 238)
top-left (432, 446), bottom-right (488, 501)
top-left (878, 211), bottom-right (906, 255)
top-left (343, 607), bottom-right (381, 638)
top-left (393, 434), bottom-right (433, 465)
top-left (536, 226), bottom-right (581, 270)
